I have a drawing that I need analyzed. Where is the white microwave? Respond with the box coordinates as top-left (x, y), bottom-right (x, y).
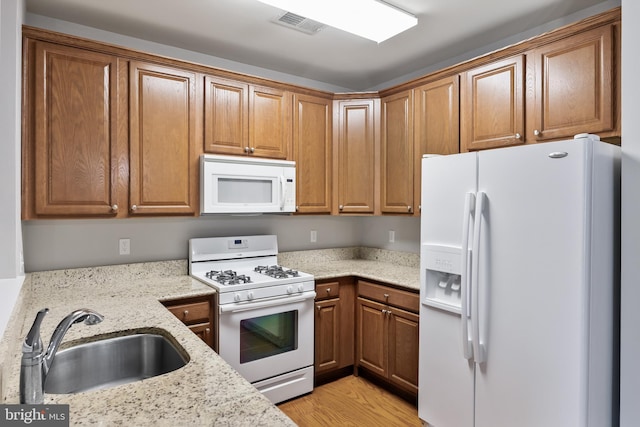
top-left (200, 155), bottom-right (296, 214)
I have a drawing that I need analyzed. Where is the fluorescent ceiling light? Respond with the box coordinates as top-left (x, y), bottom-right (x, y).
top-left (257, 0), bottom-right (417, 43)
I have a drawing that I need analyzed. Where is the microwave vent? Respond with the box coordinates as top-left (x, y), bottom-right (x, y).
top-left (271, 12), bottom-right (326, 35)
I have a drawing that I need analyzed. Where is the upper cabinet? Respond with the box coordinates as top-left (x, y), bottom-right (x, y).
top-left (22, 40), bottom-right (122, 219)
top-left (204, 76), bottom-right (292, 159)
top-left (413, 75), bottom-right (460, 214)
top-left (293, 93), bottom-right (332, 214)
top-left (528, 24), bottom-right (616, 142)
top-left (461, 15), bottom-right (619, 151)
top-left (334, 98), bottom-right (378, 215)
top-left (129, 61), bottom-right (199, 216)
top-left (380, 90), bottom-right (414, 215)
top-left (461, 55), bottom-right (525, 152)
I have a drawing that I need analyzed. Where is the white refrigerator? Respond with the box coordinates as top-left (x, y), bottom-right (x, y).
top-left (418, 134), bottom-right (620, 427)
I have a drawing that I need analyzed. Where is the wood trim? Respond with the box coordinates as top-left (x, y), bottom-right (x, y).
top-left (22, 25), bottom-right (335, 99)
top-left (378, 7), bottom-right (621, 97)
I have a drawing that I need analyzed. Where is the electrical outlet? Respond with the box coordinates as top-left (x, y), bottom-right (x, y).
top-left (310, 230), bottom-right (317, 243)
top-left (388, 230), bottom-right (395, 243)
top-left (119, 238), bottom-right (131, 255)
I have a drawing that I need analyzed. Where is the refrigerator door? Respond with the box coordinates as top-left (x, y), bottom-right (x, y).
top-left (418, 152), bottom-right (476, 426)
top-left (473, 140), bottom-right (590, 427)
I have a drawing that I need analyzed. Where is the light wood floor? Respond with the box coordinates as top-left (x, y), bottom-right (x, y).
top-left (277, 376), bottom-right (422, 426)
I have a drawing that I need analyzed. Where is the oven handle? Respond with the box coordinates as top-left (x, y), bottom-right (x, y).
top-left (219, 291), bottom-right (317, 314)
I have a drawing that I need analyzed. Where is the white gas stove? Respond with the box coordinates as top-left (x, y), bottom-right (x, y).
top-left (189, 235), bottom-right (315, 304)
top-left (188, 235), bottom-right (316, 404)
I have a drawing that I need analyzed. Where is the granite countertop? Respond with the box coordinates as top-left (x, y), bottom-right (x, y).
top-left (0, 247), bottom-right (419, 426)
top-left (279, 247), bottom-right (420, 291)
top-left (0, 260), bottom-right (295, 426)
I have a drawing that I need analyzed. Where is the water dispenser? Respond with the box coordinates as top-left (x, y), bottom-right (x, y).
top-left (422, 244), bottom-right (463, 313)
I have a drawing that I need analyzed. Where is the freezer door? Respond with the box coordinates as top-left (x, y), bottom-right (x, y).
top-left (419, 152), bottom-right (476, 426)
top-left (473, 140), bottom-right (592, 427)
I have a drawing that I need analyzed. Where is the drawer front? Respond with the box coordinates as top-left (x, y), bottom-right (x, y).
top-left (167, 301), bottom-right (211, 325)
top-left (316, 281), bottom-right (340, 300)
top-left (358, 280), bottom-right (419, 313)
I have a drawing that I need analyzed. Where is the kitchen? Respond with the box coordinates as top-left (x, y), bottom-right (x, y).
top-left (1, 0), bottom-right (638, 425)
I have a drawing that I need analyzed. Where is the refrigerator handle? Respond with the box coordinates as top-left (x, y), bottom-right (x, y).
top-left (460, 192), bottom-right (475, 360)
top-left (471, 191), bottom-right (487, 363)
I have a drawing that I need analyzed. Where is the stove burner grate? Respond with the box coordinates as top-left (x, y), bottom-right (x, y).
top-left (254, 265), bottom-right (300, 279)
top-left (205, 269), bottom-right (252, 285)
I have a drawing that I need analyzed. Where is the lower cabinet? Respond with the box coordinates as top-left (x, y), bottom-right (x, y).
top-left (314, 278), bottom-right (355, 381)
top-left (162, 294), bottom-right (216, 351)
top-left (356, 280), bottom-right (419, 397)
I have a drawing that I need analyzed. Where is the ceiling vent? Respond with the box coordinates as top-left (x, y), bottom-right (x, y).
top-left (271, 12), bottom-right (326, 35)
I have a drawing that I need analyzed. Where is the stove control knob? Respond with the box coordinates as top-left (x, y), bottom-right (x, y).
top-left (297, 284), bottom-right (304, 293)
top-left (247, 291), bottom-right (254, 300)
top-left (234, 293), bottom-right (241, 302)
top-left (287, 285), bottom-right (293, 294)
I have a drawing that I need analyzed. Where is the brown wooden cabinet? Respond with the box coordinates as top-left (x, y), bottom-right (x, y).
top-left (380, 90), bottom-right (414, 215)
top-left (356, 280), bottom-right (419, 396)
top-left (413, 75), bottom-right (460, 214)
top-left (203, 75), bottom-right (248, 156)
top-left (334, 98), bottom-right (378, 214)
top-left (293, 93), bottom-right (332, 214)
top-left (22, 40), bottom-right (123, 218)
top-left (204, 76), bottom-right (292, 159)
top-left (162, 294), bottom-right (216, 350)
top-left (461, 55), bottom-right (526, 152)
top-left (314, 278), bottom-right (355, 380)
top-left (129, 61), bottom-right (199, 216)
top-left (528, 23), bottom-right (616, 142)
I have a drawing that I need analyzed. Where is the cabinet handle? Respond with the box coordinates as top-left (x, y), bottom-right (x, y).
top-left (111, 204), bottom-right (118, 212)
top-left (131, 205), bottom-right (137, 211)
top-left (383, 293), bottom-right (389, 301)
top-left (407, 206), bottom-right (412, 212)
top-left (316, 305), bottom-right (321, 312)
top-left (244, 146), bottom-right (250, 153)
top-left (534, 129), bottom-right (541, 136)
top-left (339, 205), bottom-right (344, 211)
top-left (296, 206), bottom-right (299, 211)
top-left (183, 310), bottom-right (189, 317)
top-left (326, 288), bottom-right (331, 294)
top-left (250, 147), bottom-right (255, 153)
top-left (515, 133), bottom-right (521, 140)
top-left (419, 205), bottom-right (422, 212)
top-left (205, 328), bottom-right (210, 334)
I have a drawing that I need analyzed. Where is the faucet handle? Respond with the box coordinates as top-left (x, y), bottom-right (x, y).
top-left (23, 308), bottom-right (49, 353)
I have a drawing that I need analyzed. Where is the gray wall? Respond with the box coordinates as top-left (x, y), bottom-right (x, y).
top-left (620, 1), bottom-right (639, 425)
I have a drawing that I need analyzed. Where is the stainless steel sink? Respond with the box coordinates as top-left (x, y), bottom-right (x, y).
top-left (44, 333), bottom-right (189, 394)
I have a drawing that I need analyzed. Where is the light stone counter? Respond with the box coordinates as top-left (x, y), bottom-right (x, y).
top-left (279, 247), bottom-right (420, 291)
top-left (0, 247), bottom-right (420, 426)
top-left (0, 260), bottom-right (295, 427)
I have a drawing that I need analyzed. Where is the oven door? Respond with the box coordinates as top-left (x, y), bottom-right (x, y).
top-left (218, 291), bottom-right (315, 383)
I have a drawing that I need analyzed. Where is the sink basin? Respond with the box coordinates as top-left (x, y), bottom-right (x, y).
top-left (44, 332), bottom-right (188, 394)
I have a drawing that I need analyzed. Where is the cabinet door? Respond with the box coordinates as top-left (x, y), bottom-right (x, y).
top-left (293, 93), bottom-right (332, 214)
top-left (461, 55), bottom-right (525, 151)
top-left (204, 76), bottom-right (248, 155)
top-left (249, 85), bottom-right (291, 159)
top-left (129, 62), bottom-right (198, 215)
top-left (30, 41), bottom-right (119, 217)
top-left (387, 306), bottom-right (419, 394)
top-left (336, 100), bottom-right (376, 214)
top-left (189, 323), bottom-right (215, 349)
top-left (414, 75), bottom-right (460, 215)
top-left (356, 297), bottom-right (387, 377)
top-left (530, 24), bottom-right (615, 141)
top-left (381, 90), bottom-right (414, 215)
top-left (315, 298), bottom-right (341, 374)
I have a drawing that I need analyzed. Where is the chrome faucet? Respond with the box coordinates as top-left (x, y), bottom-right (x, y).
top-left (20, 308), bottom-right (104, 404)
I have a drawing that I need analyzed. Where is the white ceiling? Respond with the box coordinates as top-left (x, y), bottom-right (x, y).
top-left (25, 0), bottom-right (614, 91)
